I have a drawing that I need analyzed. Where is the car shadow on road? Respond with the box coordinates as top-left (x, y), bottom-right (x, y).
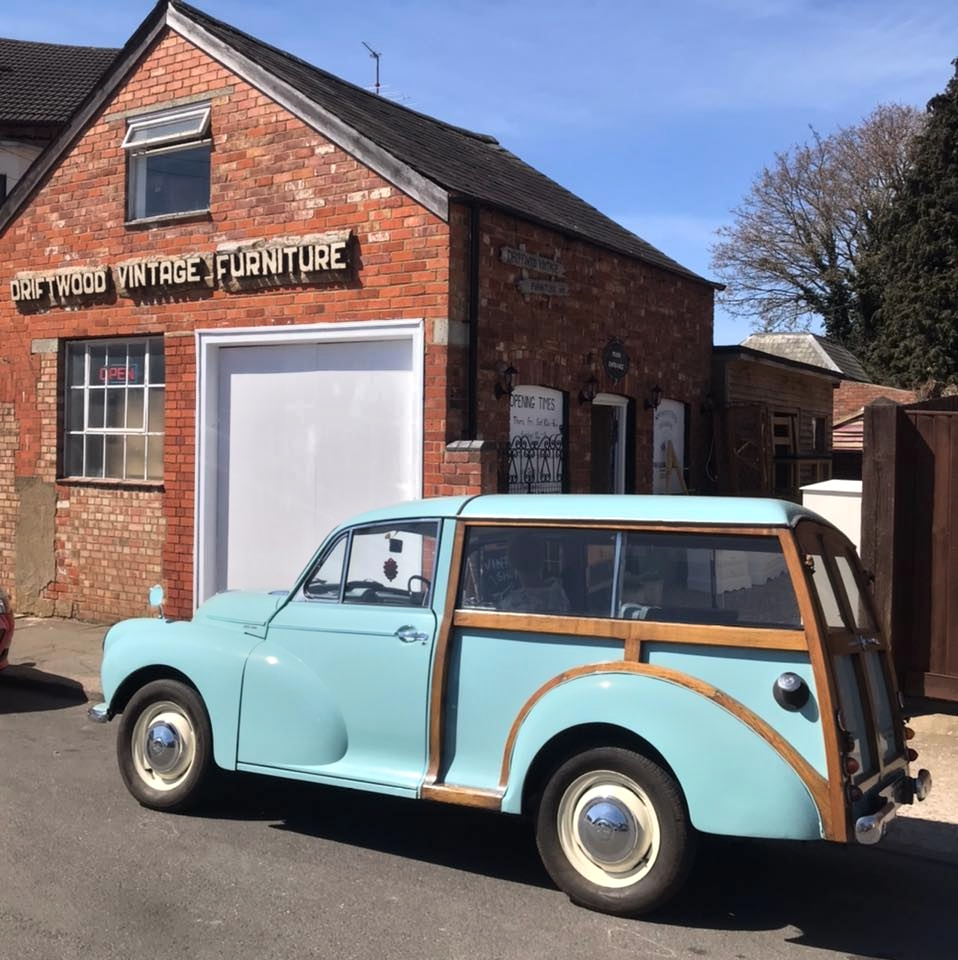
top-left (199, 771), bottom-right (957, 958)
top-left (0, 665), bottom-right (88, 714)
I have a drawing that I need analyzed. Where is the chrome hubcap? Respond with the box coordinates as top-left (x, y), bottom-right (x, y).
top-left (557, 769), bottom-right (661, 888)
top-left (145, 721), bottom-right (182, 775)
top-left (130, 700), bottom-right (197, 792)
top-left (578, 798), bottom-right (638, 866)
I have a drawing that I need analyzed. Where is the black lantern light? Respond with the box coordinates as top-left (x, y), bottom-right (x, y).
top-left (494, 363), bottom-right (518, 399)
top-left (644, 384), bottom-right (663, 410)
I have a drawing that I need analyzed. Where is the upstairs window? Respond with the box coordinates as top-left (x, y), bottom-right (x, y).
top-left (123, 105), bottom-right (211, 221)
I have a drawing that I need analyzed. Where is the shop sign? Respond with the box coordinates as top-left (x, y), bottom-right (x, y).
top-left (9, 231), bottom-right (354, 309)
top-left (602, 337), bottom-right (629, 382)
top-left (10, 267), bottom-right (110, 305)
top-left (501, 244), bottom-right (568, 298)
top-left (500, 246), bottom-right (564, 277)
top-left (95, 361), bottom-right (142, 385)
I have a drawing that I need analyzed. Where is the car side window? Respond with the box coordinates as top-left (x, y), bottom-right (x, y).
top-left (617, 532), bottom-right (802, 628)
top-left (343, 520), bottom-right (439, 607)
top-left (457, 526), bottom-right (616, 617)
top-left (302, 534), bottom-right (347, 600)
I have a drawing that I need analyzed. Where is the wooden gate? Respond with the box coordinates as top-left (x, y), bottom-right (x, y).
top-left (861, 396), bottom-right (958, 700)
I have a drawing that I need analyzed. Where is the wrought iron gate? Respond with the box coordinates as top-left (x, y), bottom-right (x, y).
top-left (504, 432), bottom-right (566, 494)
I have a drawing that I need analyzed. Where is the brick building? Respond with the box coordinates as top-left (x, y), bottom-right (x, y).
top-left (0, 1), bottom-right (716, 621)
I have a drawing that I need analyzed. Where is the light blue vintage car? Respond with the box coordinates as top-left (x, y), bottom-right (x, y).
top-left (92, 494), bottom-right (931, 916)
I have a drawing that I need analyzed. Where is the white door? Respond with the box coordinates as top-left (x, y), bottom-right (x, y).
top-left (208, 334), bottom-right (420, 595)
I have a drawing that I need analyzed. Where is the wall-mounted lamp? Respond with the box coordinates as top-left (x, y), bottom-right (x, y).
top-left (494, 363), bottom-right (518, 399)
top-left (644, 384), bottom-right (663, 411)
top-left (700, 391), bottom-right (716, 415)
top-left (579, 375), bottom-right (599, 404)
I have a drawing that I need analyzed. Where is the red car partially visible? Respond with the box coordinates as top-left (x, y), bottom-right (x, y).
top-left (0, 589), bottom-right (13, 671)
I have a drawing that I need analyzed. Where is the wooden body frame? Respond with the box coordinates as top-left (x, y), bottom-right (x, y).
top-left (420, 517), bottom-right (904, 845)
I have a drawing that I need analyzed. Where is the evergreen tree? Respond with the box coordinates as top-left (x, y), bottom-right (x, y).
top-left (869, 60), bottom-right (958, 387)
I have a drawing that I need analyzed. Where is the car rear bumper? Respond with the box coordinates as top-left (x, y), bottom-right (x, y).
top-left (855, 769), bottom-right (932, 845)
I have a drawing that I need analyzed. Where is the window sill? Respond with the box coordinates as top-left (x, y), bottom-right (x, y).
top-left (124, 209), bottom-right (211, 229)
top-left (58, 476), bottom-right (165, 493)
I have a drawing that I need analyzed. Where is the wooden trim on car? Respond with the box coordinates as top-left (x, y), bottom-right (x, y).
top-left (497, 660), bottom-right (837, 839)
top-left (460, 519), bottom-right (790, 538)
top-left (781, 524), bottom-right (849, 842)
top-left (423, 522), bottom-right (466, 788)
top-left (420, 784), bottom-right (503, 809)
top-left (451, 609), bottom-right (808, 651)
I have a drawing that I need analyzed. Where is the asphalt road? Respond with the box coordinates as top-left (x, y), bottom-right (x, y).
top-left (2, 678), bottom-right (956, 960)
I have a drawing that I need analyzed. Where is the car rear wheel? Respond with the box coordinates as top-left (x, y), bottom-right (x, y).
top-left (535, 746), bottom-right (695, 916)
top-left (117, 679), bottom-right (213, 812)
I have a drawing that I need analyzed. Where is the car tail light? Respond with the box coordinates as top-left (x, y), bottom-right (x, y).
top-left (847, 785), bottom-right (863, 802)
top-left (904, 726), bottom-right (915, 741)
top-left (844, 757), bottom-right (860, 775)
top-left (907, 748), bottom-right (919, 762)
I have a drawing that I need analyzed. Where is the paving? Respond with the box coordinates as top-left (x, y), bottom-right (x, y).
top-left (2, 615), bottom-right (956, 867)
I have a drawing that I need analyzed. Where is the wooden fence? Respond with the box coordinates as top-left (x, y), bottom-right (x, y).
top-left (861, 396), bottom-right (958, 701)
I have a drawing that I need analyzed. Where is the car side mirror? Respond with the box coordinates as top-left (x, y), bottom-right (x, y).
top-left (149, 584), bottom-right (166, 619)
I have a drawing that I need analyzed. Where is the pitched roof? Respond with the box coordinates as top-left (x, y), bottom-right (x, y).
top-left (740, 333), bottom-right (870, 382)
top-left (0, 1), bottom-right (714, 289)
top-left (0, 38), bottom-right (118, 125)
top-left (173, 2), bottom-right (712, 285)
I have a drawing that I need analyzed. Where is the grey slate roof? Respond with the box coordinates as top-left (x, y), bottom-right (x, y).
top-left (0, 38), bottom-right (118, 125)
top-left (741, 333), bottom-right (870, 382)
top-left (172, 1), bottom-right (711, 286)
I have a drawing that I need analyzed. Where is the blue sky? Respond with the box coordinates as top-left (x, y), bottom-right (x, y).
top-left (5, 0), bottom-right (957, 344)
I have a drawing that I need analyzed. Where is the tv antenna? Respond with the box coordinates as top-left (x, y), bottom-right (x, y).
top-left (362, 41), bottom-right (381, 95)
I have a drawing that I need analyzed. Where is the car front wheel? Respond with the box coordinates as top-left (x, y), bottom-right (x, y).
top-left (117, 679), bottom-right (213, 812)
top-left (535, 746), bottom-right (695, 916)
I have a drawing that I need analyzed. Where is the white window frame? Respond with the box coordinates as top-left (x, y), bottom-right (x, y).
top-left (62, 336), bottom-right (165, 482)
top-left (123, 104), bottom-right (212, 221)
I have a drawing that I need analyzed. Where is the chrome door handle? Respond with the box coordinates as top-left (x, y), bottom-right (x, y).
top-left (395, 626), bottom-right (428, 644)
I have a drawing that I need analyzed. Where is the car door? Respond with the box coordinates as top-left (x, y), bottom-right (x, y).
top-left (236, 519), bottom-right (440, 793)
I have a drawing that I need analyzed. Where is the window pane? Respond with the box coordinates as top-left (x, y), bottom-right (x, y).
top-left (150, 347), bottom-right (165, 385)
top-left (146, 436), bottom-right (164, 480)
top-left (85, 434), bottom-right (104, 477)
top-left (88, 390), bottom-right (105, 429)
top-left (66, 390), bottom-right (84, 431)
top-left (105, 435), bottom-right (125, 478)
top-left (125, 108), bottom-right (210, 147)
top-left (106, 390), bottom-right (126, 429)
top-left (345, 522), bottom-right (440, 607)
top-left (618, 533), bottom-right (801, 628)
top-left (67, 346), bottom-right (86, 386)
top-left (127, 388), bottom-right (145, 430)
top-left (834, 656), bottom-right (874, 778)
top-left (835, 553), bottom-right (876, 632)
top-left (138, 145), bottom-right (211, 218)
top-left (458, 527), bottom-right (613, 617)
top-left (809, 553), bottom-right (845, 629)
top-left (147, 387), bottom-right (165, 432)
top-left (89, 345), bottom-right (107, 385)
top-left (64, 434), bottom-right (83, 476)
top-left (126, 435), bottom-right (146, 480)
top-left (303, 535), bottom-right (347, 600)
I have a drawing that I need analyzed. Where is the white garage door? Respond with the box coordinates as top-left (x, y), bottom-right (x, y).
top-left (196, 324), bottom-right (422, 599)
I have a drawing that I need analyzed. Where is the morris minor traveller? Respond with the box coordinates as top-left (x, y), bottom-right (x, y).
top-left (92, 494), bottom-right (932, 916)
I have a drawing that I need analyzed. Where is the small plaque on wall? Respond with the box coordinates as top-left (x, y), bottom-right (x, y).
top-left (602, 337), bottom-right (630, 382)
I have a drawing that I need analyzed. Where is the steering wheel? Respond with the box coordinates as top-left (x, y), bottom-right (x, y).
top-left (407, 575), bottom-right (431, 598)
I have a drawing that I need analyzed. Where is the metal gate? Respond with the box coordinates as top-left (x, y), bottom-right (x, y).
top-left (504, 432), bottom-right (566, 494)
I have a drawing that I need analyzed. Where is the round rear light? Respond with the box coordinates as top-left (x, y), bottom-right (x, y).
top-left (907, 748), bottom-right (919, 762)
top-left (847, 785), bottom-right (863, 802)
top-left (844, 757), bottom-right (860, 775)
top-left (904, 726), bottom-right (915, 740)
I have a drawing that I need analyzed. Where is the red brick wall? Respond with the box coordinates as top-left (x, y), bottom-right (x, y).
top-left (0, 28), bottom-right (713, 622)
top-left (0, 28), bottom-right (451, 620)
top-left (457, 205), bottom-right (714, 493)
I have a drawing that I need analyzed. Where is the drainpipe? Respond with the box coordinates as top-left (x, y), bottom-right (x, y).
top-left (465, 201), bottom-right (480, 440)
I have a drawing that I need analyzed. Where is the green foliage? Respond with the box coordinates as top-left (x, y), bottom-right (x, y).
top-left (869, 60), bottom-right (958, 388)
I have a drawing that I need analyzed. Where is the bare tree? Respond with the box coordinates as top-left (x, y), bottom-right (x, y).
top-left (711, 104), bottom-right (924, 344)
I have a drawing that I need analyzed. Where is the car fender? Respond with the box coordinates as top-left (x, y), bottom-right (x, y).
top-left (500, 664), bottom-right (824, 841)
top-left (101, 618), bottom-right (263, 771)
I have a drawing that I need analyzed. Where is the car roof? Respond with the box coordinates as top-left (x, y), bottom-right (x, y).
top-left (335, 494), bottom-right (823, 530)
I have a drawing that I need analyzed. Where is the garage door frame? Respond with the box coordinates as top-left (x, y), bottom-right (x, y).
top-left (194, 319), bottom-right (425, 607)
